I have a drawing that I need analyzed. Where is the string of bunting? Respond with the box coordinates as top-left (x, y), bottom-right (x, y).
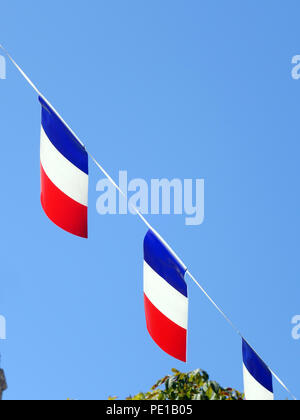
top-left (0, 44), bottom-right (296, 401)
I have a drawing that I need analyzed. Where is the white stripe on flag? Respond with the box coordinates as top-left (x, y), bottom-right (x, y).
top-left (144, 261), bottom-right (188, 330)
top-left (40, 127), bottom-right (89, 206)
top-left (243, 365), bottom-right (274, 401)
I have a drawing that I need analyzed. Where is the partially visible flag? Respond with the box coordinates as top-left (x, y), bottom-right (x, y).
top-left (39, 97), bottom-right (89, 238)
top-left (242, 339), bottom-right (274, 400)
top-left (143, 230), bottom-right (188, 362)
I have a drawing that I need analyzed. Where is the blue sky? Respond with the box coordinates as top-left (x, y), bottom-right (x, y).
top-left (0, 0), bottom-right (300, 400)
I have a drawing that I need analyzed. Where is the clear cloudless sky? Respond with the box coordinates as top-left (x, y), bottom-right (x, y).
top-left (0, 0), bottom-right (299, 400)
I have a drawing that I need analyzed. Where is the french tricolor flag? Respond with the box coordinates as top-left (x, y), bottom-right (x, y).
top-left (143, 230), bottom-right (188, 362)
top-left (39, 97), bottom-right (89, 238)
top-left (243, 339), bottom-right (274, 400)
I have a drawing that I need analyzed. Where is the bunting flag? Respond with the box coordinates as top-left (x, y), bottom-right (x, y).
top-left (243, 339), bottom-right (274, 400)
top-left (39, 97), bottom-right (89, 238)
top-left (143, 230), bottom-right (188, 362)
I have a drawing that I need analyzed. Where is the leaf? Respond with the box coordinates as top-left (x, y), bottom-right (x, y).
top-left (120, 368), bottom-right (244, 401)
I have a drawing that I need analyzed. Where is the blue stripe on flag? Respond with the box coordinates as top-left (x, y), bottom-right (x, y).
top-left (144, 230), bottom-right (188, 297)
top-left (242, 340), bottom-right (273, 393)
top-left (39, 97), bottom-right (88, 175)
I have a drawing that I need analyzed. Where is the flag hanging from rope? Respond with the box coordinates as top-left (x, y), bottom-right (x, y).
top-left (143, 230), bottom-right (188, 362)
top-left (39, 97), bottom-right (89, 238)
top-left (242, 339), bottom-right (274, 400)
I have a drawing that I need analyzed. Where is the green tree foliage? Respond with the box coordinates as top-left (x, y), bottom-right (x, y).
top-left (110, 369), bottom-right (244, 401)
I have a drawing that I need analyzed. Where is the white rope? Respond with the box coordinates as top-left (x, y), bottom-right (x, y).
top-left (0, 44), bottom-right (85, 148)
top-left (186, 272), bottom-right (296, 400)
top-left (0, 44), bottom-right (41, 96)
top-left (89, 152), bottom-right (186, 269)
top-left (187, 270), bottom-right (243, 338)
top-left (270, 370), bottom-right (297, 401)
top-left (1, 44), bottom-right (297, 400)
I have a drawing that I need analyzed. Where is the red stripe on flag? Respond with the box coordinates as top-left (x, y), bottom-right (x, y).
top-left (40, 164), bottom-right (88, 238)
top-left (144, 293), bottom-right (187, 362)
